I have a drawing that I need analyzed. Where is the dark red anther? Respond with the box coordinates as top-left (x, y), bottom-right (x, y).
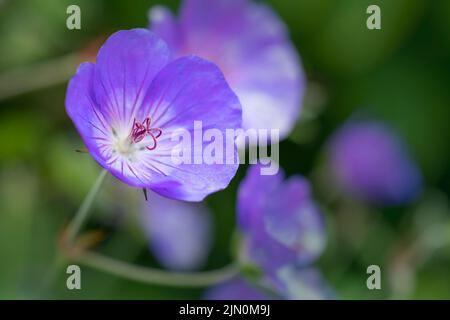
top-left (129, 117), bottom-right (162, 151)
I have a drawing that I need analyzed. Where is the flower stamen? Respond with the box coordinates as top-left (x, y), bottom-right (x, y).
top-left (130, 117), bottom-right (162, 151)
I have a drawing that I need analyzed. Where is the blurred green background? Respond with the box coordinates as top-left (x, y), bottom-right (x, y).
top-left (0, 0), bottom-right (449, 299)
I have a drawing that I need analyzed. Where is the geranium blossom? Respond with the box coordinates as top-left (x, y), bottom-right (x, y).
top-left (205, 268), bottom-right (334, 300)
top-left (207, 166), bottom-right (332, 300)
top-left (237, 164), bottom-right (326, 273)
top-left (66, 29), bottom-right (242, 201)
top-left (205, 277), bottom-right (271, 300)
top-left (272, 266), bottom-right (335, 300)
top-left (149, 0), bottom-right (304, 139)
top-left (328, 120), bottom-right (422, 205)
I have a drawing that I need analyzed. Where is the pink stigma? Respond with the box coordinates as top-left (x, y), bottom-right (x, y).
top-left (130, 117), bottom-right (162, 151)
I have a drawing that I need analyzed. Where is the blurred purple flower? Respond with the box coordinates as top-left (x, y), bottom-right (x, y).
top-left (207, 164), bottom-right (331, 300)
top-left (149, 0), bottom-right (304, 139)
top-left (328, 120), bottom-right (422, 206)
top-left (272, 266), bottom-right (335, 300)
top-left (141, 191), bottom-right (212, 271)
top-left (204, 268), bottom-right (334, 300)
top-left (237, 164), bottom-right (326, 273)
top-left (66, 29), bottom-right (241, 201)
top-left (204, 277), bottom-right (271, 300)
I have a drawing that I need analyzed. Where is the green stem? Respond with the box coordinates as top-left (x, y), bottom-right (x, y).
top-left (62, 168), bottom-right (239, 288)
top-left (75, 251), bottom-right (239, 288)
top-left (39, 170), bottom-right (107, 297)
top-left (66, 169), bottom-right (107, 244)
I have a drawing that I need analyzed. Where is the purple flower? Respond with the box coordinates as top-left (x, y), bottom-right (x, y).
top-left (66, 29), bottom-right (242, 201)
top-left (237, 164), bottom-right (326, 273)
top-left (272, 266), bottom-right (335, 300)
top-left (204, 268), bottom-right (334, 300)
top-left (328, 120), bottom-right (422, 206)
top-left (149, 0), bottom-right (304, 139)
top-left (204, 277), bottom-right (271, 300)
top-left (140, 191), bottom-right (212, 271)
